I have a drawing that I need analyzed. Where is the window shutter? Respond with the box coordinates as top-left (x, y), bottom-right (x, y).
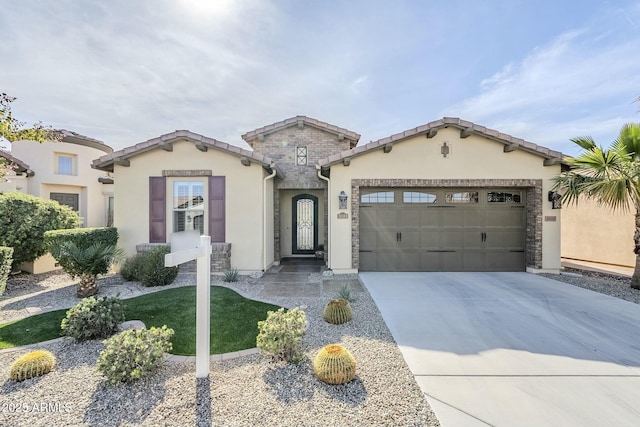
top-left (149, 177), bottom-right (166, 243)
top-left (209, 176), bottom-right (225, 242)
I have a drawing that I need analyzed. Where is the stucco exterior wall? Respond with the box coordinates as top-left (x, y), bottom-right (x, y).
top-left (561, 197), bottom-right (635, 267)
top-left (327, 127), bottom-right (562, 273)
top-left (10, 139), bottom-right (111, 227)
top-left (113, 140), bottom-right (269, 272)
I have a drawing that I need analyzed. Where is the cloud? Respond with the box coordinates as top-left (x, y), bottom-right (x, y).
top-left (442, 7), bottom-right (640, 155)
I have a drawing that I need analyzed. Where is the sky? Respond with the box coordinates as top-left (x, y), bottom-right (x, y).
top-left (1, 0), bottom-right (639, 157)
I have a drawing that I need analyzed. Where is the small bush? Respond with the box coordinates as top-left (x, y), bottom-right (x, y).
top-left (61, 296), bottom-right (125, 341)
top-left (9, 350), bottom-right (56, 382)
top-left (256, 307), bottom-right (306, 363)
top-left (0, 192), bottom-right (79, 267)
top-left (44, 227), bottom-right (118, 250)
top-left (120, 253), bottom-right (145, 282)
top-left (313, 344), bottom-right (356, 385)
top-left (139, 246), bottom-right (178, 287)
top-left (223, 268), bottom-right (239, 283)
top-left (0, 246), bottom-right (12, 297)
top-left (97, 325), bottom-right (174, 385)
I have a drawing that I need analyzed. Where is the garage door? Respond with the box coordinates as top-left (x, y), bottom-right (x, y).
top-left (359, 189), bottom-right (526, 272)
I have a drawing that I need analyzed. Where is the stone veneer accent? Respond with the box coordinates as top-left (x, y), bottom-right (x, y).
top-left (252, 124), bottom-right (349, 261)
top-left (350, 179), bottom-right (543, 270)
top-left (136, 242), bottom-right (231, 272)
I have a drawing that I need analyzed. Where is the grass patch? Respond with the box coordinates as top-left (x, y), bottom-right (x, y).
top-left (0, 286), bottom-right (281, 355)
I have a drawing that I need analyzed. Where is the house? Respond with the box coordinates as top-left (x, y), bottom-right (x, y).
top-left (92, 116), bottom-right (564, 274)
top-left (1, 131), bottom-right (114, 272)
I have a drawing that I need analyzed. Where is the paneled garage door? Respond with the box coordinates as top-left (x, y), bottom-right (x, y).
top-left (359, 188), bottom-right (526, 272)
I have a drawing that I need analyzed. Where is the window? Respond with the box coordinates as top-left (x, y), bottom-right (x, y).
top-left (403, 191), bottom-right (436, 203)
top-left (361, 191), bottom-right (395, 203)
top-left (173, 181), bottom-right (205, 234)
top-left (445, 192), bottom-right (479, 203)
top-left (56, 154), bottom-right (75, 175)
top-left (296, 146), bottom-right (307, 165)
top-left (50, 192), bottom-right (79, 211)
top-left (487, 191), bottom-right (522, 203)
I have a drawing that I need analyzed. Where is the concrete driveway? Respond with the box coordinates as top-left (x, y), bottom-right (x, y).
top-left (360, 272), bottom-right (640, 427)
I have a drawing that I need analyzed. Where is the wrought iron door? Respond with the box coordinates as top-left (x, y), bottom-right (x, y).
top-left (292, 194), bottom-right (318, 254)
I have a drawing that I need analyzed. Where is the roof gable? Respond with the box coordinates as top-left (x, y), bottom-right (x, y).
top-left (318, 117), bottom-right (566, 168)
top-left (241, 115), bottom-right (360, 148)
top-left (0, 150), bottom-right (33, 175)
top-left (92, 130), bottom-right (282, 176)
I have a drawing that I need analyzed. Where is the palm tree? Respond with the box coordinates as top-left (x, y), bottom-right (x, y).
top-left (553, 123), bottom-right (640, 288)
top-left (48, 242), bottom-right (124, 297)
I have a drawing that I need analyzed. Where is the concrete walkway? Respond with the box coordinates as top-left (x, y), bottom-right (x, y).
top-left (361, 272), bottom-right (640, 427)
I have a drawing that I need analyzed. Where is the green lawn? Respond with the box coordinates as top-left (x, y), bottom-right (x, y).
top-left (0, 286), bottom-right (281, 355)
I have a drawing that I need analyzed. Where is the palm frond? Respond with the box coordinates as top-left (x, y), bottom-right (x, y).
top-left (570, 136), bottom-right (597, 151)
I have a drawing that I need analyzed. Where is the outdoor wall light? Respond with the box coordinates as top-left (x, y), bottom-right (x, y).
top-left (339, 191), bottom-right (348, 209)
top-left (548, 191), bottom-right (562, 209)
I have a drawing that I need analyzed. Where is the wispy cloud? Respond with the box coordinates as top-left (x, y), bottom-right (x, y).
top-left (442, 6), bottom-right (640, 155)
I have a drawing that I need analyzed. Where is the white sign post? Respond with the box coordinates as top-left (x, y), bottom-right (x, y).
top-left (165, 231), bottom-right (212, 379)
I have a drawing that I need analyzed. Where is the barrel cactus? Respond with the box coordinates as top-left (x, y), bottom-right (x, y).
top-left (9, 350), bottom-right (56, 382)
top-left (313, 344), bottom-right (356, 385)
top-left (323, 298), bottom-right (352, 324)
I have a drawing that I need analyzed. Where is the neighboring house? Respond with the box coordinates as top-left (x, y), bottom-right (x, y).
top-left (561, 198), bottom-right (635, 268)
top-left (2, 131), bottom-right (114, 273)
top-left (0, 150), bottom-right (33, 193)
top-left (92, 116), bottom-right (564, 274)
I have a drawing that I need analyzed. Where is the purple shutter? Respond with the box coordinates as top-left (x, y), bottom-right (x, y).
top-left (209, 176), bottom-right (225, 242)
top-left (149, 177), bottom-right (166, 243)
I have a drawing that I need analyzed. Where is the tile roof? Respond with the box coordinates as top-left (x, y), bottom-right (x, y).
top-left (0, 149), bottom-right (33, 175)
top-left (57, 129), bottom-right (113, 154)
top-left (317, 117), bottom-right (566, 168)
top-left (91, 130), bottom-right (283, 177)
top-left (241, 115), bottom-right (361, 148)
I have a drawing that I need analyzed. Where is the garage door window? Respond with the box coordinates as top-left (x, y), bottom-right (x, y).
top-left (403, 191), bottom-right (436, 203)
top-left (361, 191), bottom-right (394, 203)
top-left (487, 191), bottom-right (522, 203)
top-left (445, 191), bottom-right (479, 203)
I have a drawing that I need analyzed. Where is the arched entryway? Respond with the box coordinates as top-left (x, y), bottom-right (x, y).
top-left (292, 194), bottom-right (318, 254)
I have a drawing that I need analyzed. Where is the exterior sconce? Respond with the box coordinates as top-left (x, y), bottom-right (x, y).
top-left (338, 191), bottom-right (348, 209)
top-left (548, 191), bottom-right (562, 209)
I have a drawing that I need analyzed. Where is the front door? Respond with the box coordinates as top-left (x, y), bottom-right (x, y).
top-left (292, 194), bottom-right (318, 254)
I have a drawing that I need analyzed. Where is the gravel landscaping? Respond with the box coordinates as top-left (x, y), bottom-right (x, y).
top-left (2, 267), bottom-right (639, 426)
top-left (0, 271), bottom-right (440, 427)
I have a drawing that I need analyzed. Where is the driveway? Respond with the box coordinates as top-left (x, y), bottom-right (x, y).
top-left (360, 272), bottom-right (640, 427)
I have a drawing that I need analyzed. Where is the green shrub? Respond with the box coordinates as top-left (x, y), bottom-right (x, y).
top-left (44, 227), bottom-right (118, 249)
top-left (139, 246), bottom-right (178, 287)
top-left (44, 227), bottom-right (118, 274)
top-left (9, 350), bottom-right (56, 382)
top-left (0, 246), bottom-right (12, 297)
top-left (120, 253), bottom-right (145, 282)
top-left (61, 296), bottom-right (125, 341)
top-left (97, 325), bottom-right (174, 385)
top-left (313, 344), bottom-right (356, 385)
top-left (0, 192), bottom-right (79, 267)
top-left (223, 268), bottom-right (239, 283)
top-left (256, 307), bottom-right (306, 363)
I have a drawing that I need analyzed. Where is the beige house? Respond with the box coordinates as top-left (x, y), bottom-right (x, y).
top-left (1, 131), bottom-right (114, 272)
top-left (93, 116), bottom-right (564, 274)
